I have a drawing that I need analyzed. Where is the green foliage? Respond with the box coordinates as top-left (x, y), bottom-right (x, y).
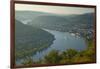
top-left (44, 50), bottom-right (61, 64)
top-left (72, 55), bottom-right (92, 63)
top-left (64, 49), bottom-right (78, 59)
top-left (59, 49), bottom-right (78, 64)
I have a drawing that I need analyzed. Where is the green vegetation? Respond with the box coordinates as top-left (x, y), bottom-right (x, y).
top-left (21, 39), bottom-right (95, 65)
top-left (44, 50), bottom-right (62, 64)
top-left (15, 20), bottom-right (55, 60)
top-left (15, 11), bottom-right (95, 65)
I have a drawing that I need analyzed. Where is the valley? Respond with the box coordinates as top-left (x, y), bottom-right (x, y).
top-left (15, 11), bottom-right (95, 65)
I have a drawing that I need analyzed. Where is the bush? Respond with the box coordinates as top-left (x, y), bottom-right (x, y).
top-left (44, 50), bottom-right (61, 64)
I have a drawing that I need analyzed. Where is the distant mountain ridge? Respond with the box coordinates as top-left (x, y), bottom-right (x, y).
top-left (30, 12), bottom-right (94, 32)
top-left (16, 11), bottom-right (94, 39)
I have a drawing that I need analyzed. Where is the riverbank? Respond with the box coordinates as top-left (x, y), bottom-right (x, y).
top-left (16, 28), bottom-right (93, 66)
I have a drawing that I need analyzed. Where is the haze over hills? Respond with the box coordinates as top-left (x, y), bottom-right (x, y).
top-left (16, 11), bottom-right (94, 28)
top-left (16, 11), bottom-right (94, 39)
top-left (30, 13), bottom-right (94, 31)
top-left (15, 11), bottom-right (55, 22)
top-left (29, 12), bottom-right (94, 40)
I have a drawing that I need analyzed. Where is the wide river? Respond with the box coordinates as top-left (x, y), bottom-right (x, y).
top-left (16, 28), bottom-right (87, 65)
top-left (32, 28), bottom-right (87, 61)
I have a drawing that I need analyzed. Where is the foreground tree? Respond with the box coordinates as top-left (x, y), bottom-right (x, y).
top-left (64, 49), bottom-right (78, 59)
top-left (44, 50), bottom-right (61, 64)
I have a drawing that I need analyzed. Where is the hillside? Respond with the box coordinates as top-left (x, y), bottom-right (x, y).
top-left (30, 13), bottom-right (94, 32)
top-left (16, 11), bottom-right (94, 40)
top-left (15, 20), bottom-right (55, 60)
top-left (29, 13), bottom-right (94, 40)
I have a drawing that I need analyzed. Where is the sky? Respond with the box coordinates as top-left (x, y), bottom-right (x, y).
top-left (15, 3), bottom-right (94, 15)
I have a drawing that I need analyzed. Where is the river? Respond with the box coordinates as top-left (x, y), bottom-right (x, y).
top-left (32, 28), bottom-right (87, 61)
top-left (16, 28), bottom-right (87, 65)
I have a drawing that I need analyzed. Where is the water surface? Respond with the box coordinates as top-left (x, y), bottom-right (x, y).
top-left (32, 28), bottom-right (87, 61)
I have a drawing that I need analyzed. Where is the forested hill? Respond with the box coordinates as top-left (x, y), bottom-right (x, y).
top-left (16, 11), bottom-right (94, 31)
top-left (30, 13), bottom-right (94, 32)
top-left (15, 20), bottom-right (55, 59)
top-left (16, 11), bottom-right (94, 40)
top-left (29, 13), bottom-right (94, 40)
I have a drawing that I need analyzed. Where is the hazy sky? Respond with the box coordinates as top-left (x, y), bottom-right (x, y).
top-left (15, 4), bottom-right (94, 15)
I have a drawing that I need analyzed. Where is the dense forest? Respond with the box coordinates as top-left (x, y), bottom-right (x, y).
top-left (15, 20), bottom-right (55, 60)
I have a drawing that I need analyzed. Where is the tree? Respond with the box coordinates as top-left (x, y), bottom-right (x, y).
top-left (44, 50), bottom-right (61, 64)
top-left (65, 49), bottom-right (78, 59)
